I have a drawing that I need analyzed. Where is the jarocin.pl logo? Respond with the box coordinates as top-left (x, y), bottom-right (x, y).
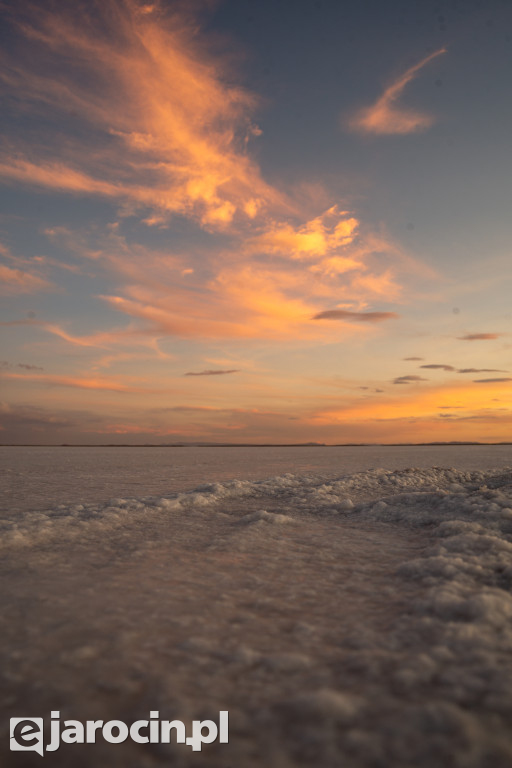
top-left (10, 710), bottom-right (229, 756)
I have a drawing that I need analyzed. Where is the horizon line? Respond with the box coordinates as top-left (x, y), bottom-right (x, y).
top-left (1, 442), bottom-right (511, 448)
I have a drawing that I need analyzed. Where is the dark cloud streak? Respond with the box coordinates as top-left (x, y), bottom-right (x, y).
top-left (0, 361), bottom-right (44, 371)
top-left (184, 369), bottom-right (240, 377)
top-left (420, 364), bottom-right (455, 371)
top-left (313, 310), bottom-right (399, 322)
top-left (457, 333), bottom-right (501, 341)
top-left (393, 375), bottom-right (428, 384)
top-left (458, 368), bottom-right (507, 374)
top-left (473, 378), bottom-right (512, 384)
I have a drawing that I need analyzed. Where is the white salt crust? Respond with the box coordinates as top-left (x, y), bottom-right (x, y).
top-left (1, 466), bottom-right (512, 767)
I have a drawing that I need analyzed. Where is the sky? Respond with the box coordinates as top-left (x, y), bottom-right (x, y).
top-left (1, 0), bottom-right (511, 444)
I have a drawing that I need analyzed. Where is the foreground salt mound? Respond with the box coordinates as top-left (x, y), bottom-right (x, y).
top-left (1, 466), bottom-right (512, 767)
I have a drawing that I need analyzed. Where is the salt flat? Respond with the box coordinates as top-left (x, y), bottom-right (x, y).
top-left (1, 462), bottom-right (512, 766)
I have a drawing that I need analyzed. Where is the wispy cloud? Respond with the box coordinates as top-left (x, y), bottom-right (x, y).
top-left (403, 356), bottom-right (424, 361)
top-left (1, 371), bottom-right (151, 393)
top-left (31, 254), bottom-right (88, 275)
top-left (0, 3), bottom-right (430, 350)
top-left (39, 318), bottom-right (171, 362)
top-left (184, 369), bottom-right (239, 377)
top-left (41, 224), bottom-right (408, 344)
top-left (348, 48), bottom-right (446, 135)
top-left (473, 378), bottom-right (512, 384)
top-left (100, 245), bottom-right (405, 341)
top-left (0, 263), bottom-right (53, 294)
top-left (0, 0), bottom-right (280, 228)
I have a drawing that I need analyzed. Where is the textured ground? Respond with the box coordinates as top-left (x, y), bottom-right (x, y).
top-left (2, 467), bottom-right (512, 767)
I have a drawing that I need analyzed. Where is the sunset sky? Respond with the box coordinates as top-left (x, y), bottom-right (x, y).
top-left (1, 0), bottom-right (511, 444)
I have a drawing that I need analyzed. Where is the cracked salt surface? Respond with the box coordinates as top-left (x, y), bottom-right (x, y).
top-left (2, 463), bottom-right (512, 766)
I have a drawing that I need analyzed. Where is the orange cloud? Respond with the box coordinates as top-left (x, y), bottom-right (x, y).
top-left (0, 263), bottom-right (52, 294)
top-left (0, 4), bottom-right (432, 353)
top-left (348, 48), bottom-right (446, 135)
top-left (41, 323), bottom-right (170, 362)
top-left (246, 207), bottom-right (359, 260)
top-left (39, 223), bottom-right (407, 344)
top-left (0, 159), bottom-right (123, 199)
top-left (1, 371), bottom-right (151, 393)
top-left (38, 218), bottom-right (407, 345)
top-left (0, 0), bottom-right (282, 227)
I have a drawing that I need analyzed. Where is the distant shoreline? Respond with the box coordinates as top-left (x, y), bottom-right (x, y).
top-left (2, 442), bottom-right (512, 448)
